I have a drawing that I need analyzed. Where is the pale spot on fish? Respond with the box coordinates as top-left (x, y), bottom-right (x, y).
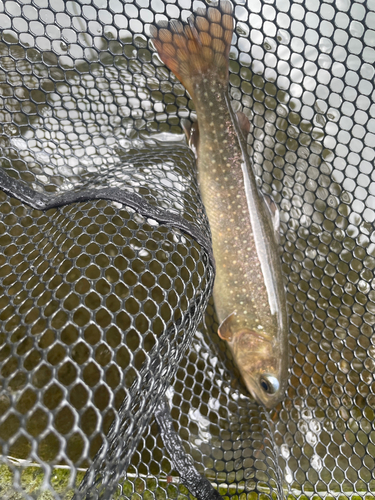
top-left (210, 122), bottom-right (215, 126)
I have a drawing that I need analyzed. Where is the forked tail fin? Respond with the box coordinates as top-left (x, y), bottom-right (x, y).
top-left (150, 1), bottom-right (234, 100)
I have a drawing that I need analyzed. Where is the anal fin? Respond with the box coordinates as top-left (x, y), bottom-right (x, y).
top-left (262, 193), bottom-right (280, 244)
top-left (236, 111), bottom-right (251, 141)
top-left (236, 111), bottom-right (251, 135)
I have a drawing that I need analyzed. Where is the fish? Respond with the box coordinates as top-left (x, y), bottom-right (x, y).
top-left (151, 1), bottom-right (289, 408)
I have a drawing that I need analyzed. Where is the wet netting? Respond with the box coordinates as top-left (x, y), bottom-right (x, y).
top-left (0, 0), bottom-right (374, 499)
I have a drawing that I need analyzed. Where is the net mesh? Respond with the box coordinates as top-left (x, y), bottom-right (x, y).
top-left (0, 0), bottom-right (375, 499)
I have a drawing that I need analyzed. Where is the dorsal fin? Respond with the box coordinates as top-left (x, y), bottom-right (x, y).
top-left (181, 119), bottom-right (200, 158)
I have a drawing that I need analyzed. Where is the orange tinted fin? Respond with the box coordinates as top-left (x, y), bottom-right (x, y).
top-left (236, 111), bottom-right (251, 136)
top-left (218, 312), bottom-right (236, 342)
top-left (150, 1), bottom-right (234, 100)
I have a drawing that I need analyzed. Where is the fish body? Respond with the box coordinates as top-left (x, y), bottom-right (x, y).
top-left (151, 1), bottom-right (288, 408)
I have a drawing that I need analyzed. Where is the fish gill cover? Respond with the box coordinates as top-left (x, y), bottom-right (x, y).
top-left (0, 0), bottom-right (374, 499)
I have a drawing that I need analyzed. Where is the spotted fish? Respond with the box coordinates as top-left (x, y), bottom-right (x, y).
top-left (151, 1), bottom-right (288, 408)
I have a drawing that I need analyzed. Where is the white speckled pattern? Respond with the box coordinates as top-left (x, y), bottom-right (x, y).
top-left (151, 1), bottom-right (288, 408)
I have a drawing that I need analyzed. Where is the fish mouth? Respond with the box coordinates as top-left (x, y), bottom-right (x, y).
top-left (248, 389), bottom-right (271, 409)
top-left (245, 383), bottom-right (263, 406)
top-left (249, 391), bottom-right (269, 408)
top-left (248, 389), bottom-right (259, 404)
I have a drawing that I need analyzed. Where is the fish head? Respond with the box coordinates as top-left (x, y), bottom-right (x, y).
top-left (218, 314), bottom-right (287, 408)
top-left (233, 328), bottom-right (287, 408)
top-left (233, 329), bottom-right (286, 408)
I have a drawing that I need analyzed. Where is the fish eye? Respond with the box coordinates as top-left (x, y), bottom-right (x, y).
top-left (260, 375), bottom-right (280, 395)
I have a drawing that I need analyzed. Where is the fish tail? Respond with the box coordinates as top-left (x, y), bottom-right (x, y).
top-left (150, 1), bottom-right (234, 99)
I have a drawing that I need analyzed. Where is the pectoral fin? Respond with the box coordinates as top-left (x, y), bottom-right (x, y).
top-left (218, 313), bottom-right (236, 342)
top-left (262, 193), bottom-right (280, 244)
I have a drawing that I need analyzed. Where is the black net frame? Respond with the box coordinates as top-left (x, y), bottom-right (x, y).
top-left (0, 0), bottom-right (375, 499)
